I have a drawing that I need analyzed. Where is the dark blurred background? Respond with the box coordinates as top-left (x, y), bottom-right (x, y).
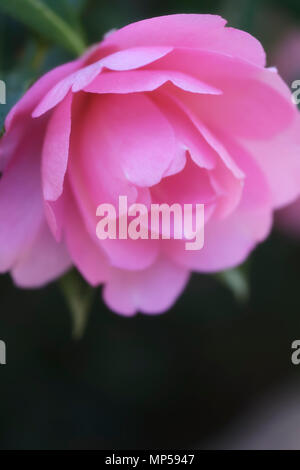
top-left (1, 0), bottom-right (300, 450)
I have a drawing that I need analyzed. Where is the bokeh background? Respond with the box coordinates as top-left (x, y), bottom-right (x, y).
top-left (1, 0), bottom-right (300, 450)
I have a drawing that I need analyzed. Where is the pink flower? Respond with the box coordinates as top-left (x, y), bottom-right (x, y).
top-left (1, 14), bottom-right (300, 315)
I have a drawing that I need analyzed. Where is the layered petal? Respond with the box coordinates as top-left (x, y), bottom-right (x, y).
top-left (0, 123), bottom-right (45, 272)
top-left (32, 47), bottom-right (173, 116)
top-left (150, 91), bottom-right (217, 170)
top-left (150, 156), bottom-right (216, 207)
top-left (42, 92), bottom-right (73, 201)
top-left (64, 185), bottom-right (111, 286)
top-left (0, 58), bottom-right (82, 171)
top-left (69, 93), bottom-right (185, 197)
top-left (240, 113), bottom-right (300, 208)
top-left (84, 69), bottom-right (222, 95)
top-left (165, 139), bottom-right (272, 271)
top-left (68, 93), bottom-right (164, 270)
top-left (103, 257), bottom-right (190, 316)
top-left (103, 14), bottom-right (266, 66)
top-left (12, 221), bottom-right (71, 288)
top-left (1, 13), bottom-right (299, 319)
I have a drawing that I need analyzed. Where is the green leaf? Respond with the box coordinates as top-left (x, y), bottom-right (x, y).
top-left (0, 0), bottom-right (85, 56)
top-left (45, 0), bottom-right (87, 31)
top-left (216, 266), bottom-right (250, 303)
top-left (60, 270), bottom-right (95, 340)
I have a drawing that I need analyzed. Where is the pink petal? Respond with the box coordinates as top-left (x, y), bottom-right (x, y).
top-left (72, 46), bottom-right (174, 92)
top-left (150, 156), bottom-right (217, 238)
top-left (73, 93), bottom-right (184, 190)
top-left (221, 136), bottom-right (272, 212)
top-left (151, 91), bottom-right (217, 170)
top-left (42, 92), bottom-right (73, 201)
top-left (166, 205), bottom-right (272, 272)
top-left (193, 78), bottom-right (295, 140)
top-left (32, 47), bottom-right (172, 117)
top-left (84, 69), bottom-right (221, 95)
top-left (12, 221), bottom-right (71, 288)
top-left (162, 91), bottom-right (244, 178)
top-left (168, 59), bottom-right (297, 140)
top-left (99, 237), bottom-right (160, 271)
top-left (69, 93), bottom-right (139, 212)
top-left (165, 142), bottom-right (272, 272)
top-left (0, 125), bottom-right (44, 272)
top-left (151, 155), bottom-right (216, 206)
top-left (64, 186), bottom-right (111, 286)
top-left (241, 113), bottom-right (300, 208)
top-left (146, 48), bottom-right (258, 81)
top-left (103, 14), bottom-right (265, 66)
top-left (209, 161), bottom-right (244, 219)
top-left (68, 95), bottom-right (161, 271)
top-left (69, 174), bottom-right (160, 271)
top-left (148, 49), bottom-right (294, 138)
top-left (44, 196), bottom-right (64, 242)
top-left (103, 14), bottom-right (225, 48)
top-left (6, 59), bottom-right (82, 131)
top-left (0, 59), bottom-right (82, 171)
top-left (103, 257), bottom-right (190, 316)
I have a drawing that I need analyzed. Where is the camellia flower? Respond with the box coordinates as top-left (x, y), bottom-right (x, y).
top-left (1, 14), bottom-right (300, 315)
